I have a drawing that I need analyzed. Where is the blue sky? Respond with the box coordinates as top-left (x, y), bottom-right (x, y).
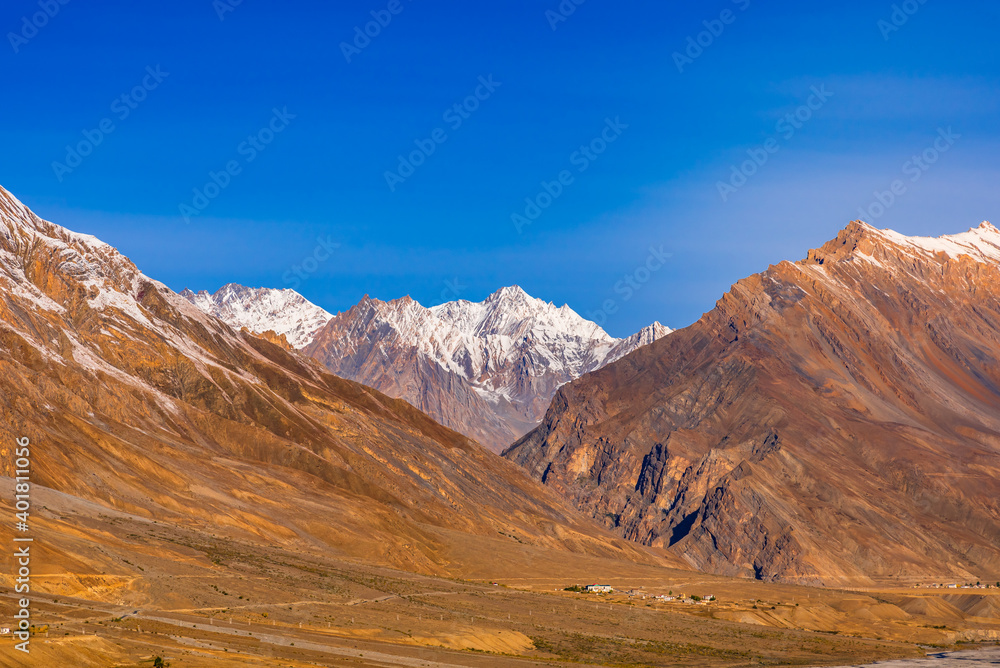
top-left (2, 0), bottom-right (998, 336)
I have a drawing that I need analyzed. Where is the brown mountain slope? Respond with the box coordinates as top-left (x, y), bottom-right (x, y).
top-left (504, 221), bottom-right (1000, 585)
top-left (0, 185), bottom-right (667, 592)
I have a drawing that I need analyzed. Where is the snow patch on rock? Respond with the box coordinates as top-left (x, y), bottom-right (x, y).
top-left (181, 284), bottom-right (333, 348)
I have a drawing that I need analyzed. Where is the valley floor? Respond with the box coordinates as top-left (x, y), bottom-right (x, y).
top-left (2, 483), bottom-right (999, 667)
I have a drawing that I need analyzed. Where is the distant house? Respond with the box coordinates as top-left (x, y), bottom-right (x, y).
top-left (585, 584), bottom-right (613, 593)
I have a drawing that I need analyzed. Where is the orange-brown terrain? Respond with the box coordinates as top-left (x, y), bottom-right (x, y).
top-left (506, 221), bottom-right (1000, 586)
top-left (1, 182), bottom-right (999, 666)
top-left (0, 185), bottom-right (662, 573)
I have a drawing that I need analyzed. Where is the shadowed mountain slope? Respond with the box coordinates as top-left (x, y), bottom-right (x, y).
top-left (505, 221), bottom-right (1000, 585)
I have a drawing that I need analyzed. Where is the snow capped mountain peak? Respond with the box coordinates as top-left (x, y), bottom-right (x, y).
top-left (182, 283), bottom-right (333, 348)
top-left (326, 285), bottom-right (664, 385)
top-left (179, 287), bottom-right (212, 310)
top-left (430, 285), bottom-right (617, 345)
top-left (809, 221), bottom-right (1000, 280)
top-left (305, 285), bottom-right (672, 450)
top-left (484, 284), bottom-right (531, 305)
top-left (877, 224), bottom-right (1000, 263)
top-left (841, 220), bottom-right (1000, 266)
top-left (631, 321), bottom-right (672, 346)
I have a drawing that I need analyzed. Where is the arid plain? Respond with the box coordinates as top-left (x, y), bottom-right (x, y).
top-left (3, 485), bottom-right (999, 667)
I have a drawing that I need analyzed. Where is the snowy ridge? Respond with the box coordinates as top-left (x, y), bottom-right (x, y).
top-left (603, 321), bottom-right (673, 366)
top-left (322, 286), bottom-right (671, 402)
top-left (860, 221), bottom-right (1000, 264)
top-left (875, 221), bottom-right (1000, 264)
top-left (181, 284), bottom-right (333, 348)
top-left (0, 186), bottom-right (221, 332)
top-left (0, 184), bottom-right (269, 402)
top-left (1, 185), bottom-right (160, 330)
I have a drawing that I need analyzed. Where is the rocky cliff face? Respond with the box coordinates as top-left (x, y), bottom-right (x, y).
top-left (303, 287), bottom-right (671, 452)
top-left (0, 185), bottom-right (660, 580)
top-left (504, 221), bottom-right (1000, 585)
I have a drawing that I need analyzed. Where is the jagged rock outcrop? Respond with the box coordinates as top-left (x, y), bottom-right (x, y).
top-left (505, 221), bottom-right (1000, 584)
top-left (247, 327), bottom-right (293, 350)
